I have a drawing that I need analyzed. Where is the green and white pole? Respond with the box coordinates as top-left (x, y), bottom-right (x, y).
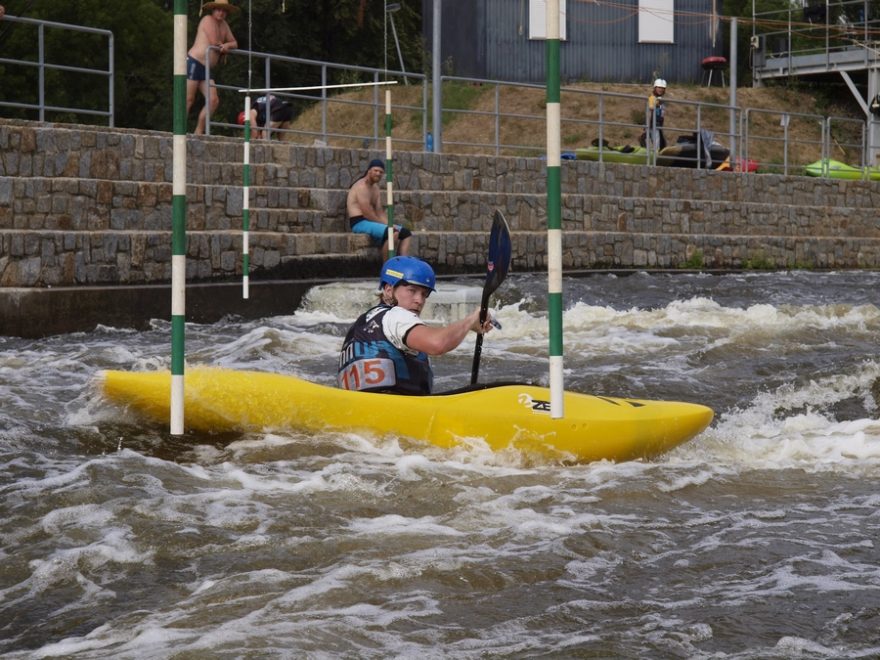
top-left (384, 89), bottom-right (396, 258)
top-left (546, 0), bottom-right (564, 418)
top-left (242, 0), bottom-right (253, 299)
top-left (242, 95), bottom-right (251, 298)
top-left (170, 0), bottom-right (187, 434)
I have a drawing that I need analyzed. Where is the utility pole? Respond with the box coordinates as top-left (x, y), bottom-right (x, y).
top-left (432, 0), bottom-right (441, 153)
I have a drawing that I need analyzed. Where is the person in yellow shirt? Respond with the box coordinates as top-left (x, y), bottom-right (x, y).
top-left (641, 78), bottom-right (667, 150)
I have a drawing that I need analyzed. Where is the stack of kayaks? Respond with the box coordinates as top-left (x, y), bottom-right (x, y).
top-left (804, 159), bottom-right (880, 181)
top-left (656, 133), bottom-right (730, 169)
top-left (101, 368), bottom-right (714, 464)
top-left (577, 133), bottom-right (730, 170)
top-left (576, 143), bottom-right (649, 165)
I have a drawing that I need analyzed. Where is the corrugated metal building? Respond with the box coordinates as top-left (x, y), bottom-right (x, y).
top-left (422, 0), bottom-right (725, 85)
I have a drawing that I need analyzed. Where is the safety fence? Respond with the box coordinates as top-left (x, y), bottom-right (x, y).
top-left (0, 13), bottom-right (875, 179)
top-left (206, 50), bottom-right (876, 178)
top-left (203, 46), bottom-right (428, 149)
top-left (751, 0), bottom-right (880, 69)
top-left (0, 14), bottom-right (114, 126)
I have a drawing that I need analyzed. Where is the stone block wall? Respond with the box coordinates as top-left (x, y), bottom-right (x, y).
top-left (3, 118), bottom-right (880, 290)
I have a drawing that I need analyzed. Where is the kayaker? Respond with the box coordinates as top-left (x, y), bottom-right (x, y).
top-left (639, 78), bottom-right (667, 150)
top-left (338, 256), bottom-right (494, 395)
top-left (346, 159), bottom-right (413, 261)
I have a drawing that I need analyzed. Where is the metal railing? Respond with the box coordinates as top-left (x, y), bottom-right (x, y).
top-left (752, 0), bottom-right (880, 70)
top-left (204, 47), bottom-right (427, 146)
top-left (0, 14), bottom-right (114, 125)
top-left (0, 12), bottom-right (872, 180)
top-left (435, 75), bottom-right (743, 169)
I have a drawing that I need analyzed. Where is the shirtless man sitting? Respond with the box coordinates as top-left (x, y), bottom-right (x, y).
top-left (346, 159), bottom-right (412, 260)
top-left (187, 0), bottom-right (239, 135)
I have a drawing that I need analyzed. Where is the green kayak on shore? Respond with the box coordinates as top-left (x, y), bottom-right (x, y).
top-left (804, 159), bottom-right (880, 180)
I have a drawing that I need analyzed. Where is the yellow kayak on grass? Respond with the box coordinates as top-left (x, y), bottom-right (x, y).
top-left (100, 368), bottom-right (713, 463)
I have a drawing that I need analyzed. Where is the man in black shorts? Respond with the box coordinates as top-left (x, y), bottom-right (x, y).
top-left (236, 94), bottom-right (295, 139)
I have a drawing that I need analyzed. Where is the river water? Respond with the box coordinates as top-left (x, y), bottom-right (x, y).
top-left (2, 271), bottom-right (880, 659)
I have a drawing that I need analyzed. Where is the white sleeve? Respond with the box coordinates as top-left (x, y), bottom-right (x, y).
top-left (382, 307), bottom-right (424, 353)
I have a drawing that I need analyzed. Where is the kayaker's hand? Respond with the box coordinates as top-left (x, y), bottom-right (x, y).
top-left (470, 310), bottom-right (496, 335)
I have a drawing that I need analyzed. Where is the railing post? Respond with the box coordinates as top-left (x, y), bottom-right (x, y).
top-left (782, 112), bottom-right (789, 175)
top-left (38, 24), bottom-right (45, 122)
top-left (729, 17), bottom-right (737, 161)
top-left (321, 65), bottom-right (328, 143)
top-left (108, 34), bottom-right (115, 127)
top-left (372, 71), bottom-right (381, 147)
top-left (696, 105), bottom-right (703, 169)
top-left (262, 55), bottom-right (272, 140)
top-left (205, 51), bottom-right (212, 135)
top-left (422, 77), bottom-right (429, 151)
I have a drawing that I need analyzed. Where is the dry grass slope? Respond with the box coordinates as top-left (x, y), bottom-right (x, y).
top-left (284, 81), bottom-right (866, 168)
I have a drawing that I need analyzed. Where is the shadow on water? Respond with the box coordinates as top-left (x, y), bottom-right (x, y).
top-left (73, 423), bottom-right (246, 462)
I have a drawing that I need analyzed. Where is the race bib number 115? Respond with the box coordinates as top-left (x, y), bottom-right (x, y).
top-left (338, 358), bottom-right (396, 391)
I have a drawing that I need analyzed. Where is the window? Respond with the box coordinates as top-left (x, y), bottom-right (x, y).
top-left (639, 0), bottom-right (674, 44)
top-left (529, 0), bottom-right (567, 40)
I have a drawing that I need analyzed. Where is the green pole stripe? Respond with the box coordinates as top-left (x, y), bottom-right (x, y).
top-left (548, 293), bottom-right (563, 354)
top-left (173, 77), bottom-right (186, 135)
top-left (171, 315), bottom-right (185, 373)
top-left (547, 41), bottom-right (561, 103)
top-left (171, 196), bottom-right (186, 254)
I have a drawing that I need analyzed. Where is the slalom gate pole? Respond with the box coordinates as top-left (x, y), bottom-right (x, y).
top-left (170, 0), bottom-right (187, 434)
top-left (546, 0), bottom-right (565, 418)
top-left (242, 0), bottom-right (253, 299)
top-left (385, 89), bottom-right (396, 258)
top-left (242, 95), bottom-right (251, 299)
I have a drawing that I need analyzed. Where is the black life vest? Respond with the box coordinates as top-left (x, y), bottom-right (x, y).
top-left (338, 304), bottom-right (433, 395)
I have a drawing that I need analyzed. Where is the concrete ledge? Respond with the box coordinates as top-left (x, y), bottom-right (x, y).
top-left (0, 280), bottom-right (331, 337)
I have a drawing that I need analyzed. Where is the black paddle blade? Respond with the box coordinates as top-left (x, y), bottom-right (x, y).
top-left (471, 210), bottom-right (512, 385)
top-left (483, 209), bottom-right (512, 303)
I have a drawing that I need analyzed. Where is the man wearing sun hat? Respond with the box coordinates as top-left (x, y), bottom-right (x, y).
top-left (187, 0), bottom-right (239, 135)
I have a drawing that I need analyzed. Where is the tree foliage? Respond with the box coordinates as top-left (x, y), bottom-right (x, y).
top-left (0, 0), bottom-right (424, 131)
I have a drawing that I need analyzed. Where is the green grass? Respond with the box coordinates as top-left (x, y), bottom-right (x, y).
top-left (678, 249), bottom-right (704, 270)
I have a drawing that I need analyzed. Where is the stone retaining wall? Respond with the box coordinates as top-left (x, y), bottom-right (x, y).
top-left (3, 118), bottom-right (880, 292)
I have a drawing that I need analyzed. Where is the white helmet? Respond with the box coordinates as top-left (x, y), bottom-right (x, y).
top-left (653, 78), bottom-right (667, 89)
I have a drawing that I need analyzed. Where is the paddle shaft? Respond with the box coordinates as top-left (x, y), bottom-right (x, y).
top-left (470, 210), bottom-right (512, 385)
top-left (470, 294), bottom-right (491, 384)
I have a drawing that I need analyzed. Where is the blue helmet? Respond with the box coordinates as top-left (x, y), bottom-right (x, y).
top-left (379, 256), bottom-right (436, 291)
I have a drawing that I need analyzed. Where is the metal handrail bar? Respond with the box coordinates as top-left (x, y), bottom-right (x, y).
top-left (203, 46), bottom-right (425, 141)
top-left (0, 14), bottom-right (114, 125)
top-left (743, 108), bottom-right (828, 175)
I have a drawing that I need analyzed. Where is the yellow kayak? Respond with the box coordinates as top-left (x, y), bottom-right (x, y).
top-left (101, 368), bottom-right (713, 463)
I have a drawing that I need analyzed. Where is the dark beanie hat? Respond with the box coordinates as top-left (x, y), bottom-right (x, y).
top-left (368, 158), bottom-right (385, 171)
